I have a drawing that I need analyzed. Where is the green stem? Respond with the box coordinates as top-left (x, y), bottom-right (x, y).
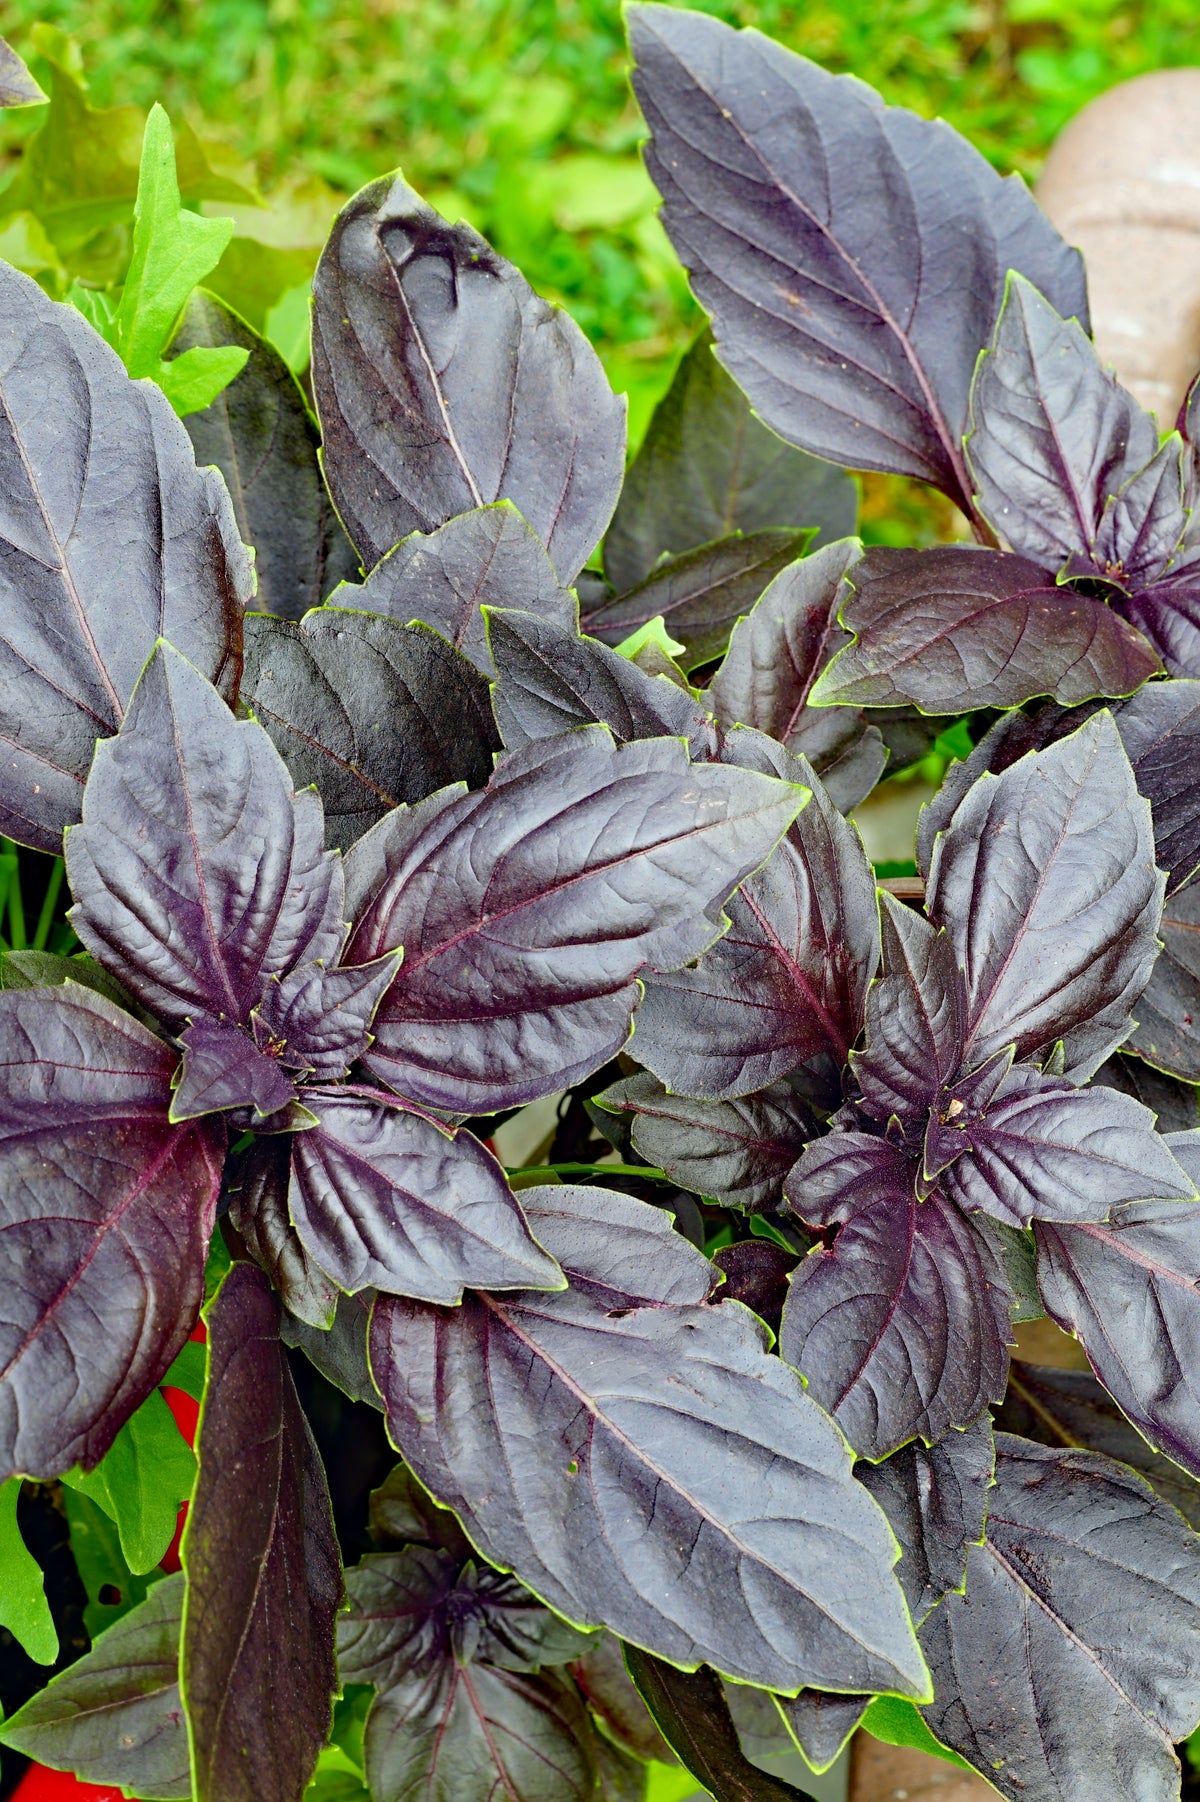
top-left (32, 859), bottom-right (65, 951)
top-left (505, 1160), bottom-right (667, 1181)
top-left (2, 841), bottom-right (25, 951)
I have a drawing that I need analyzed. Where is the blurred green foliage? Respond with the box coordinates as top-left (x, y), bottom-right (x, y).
top-left (2, 0), bottom-right (1197, 441)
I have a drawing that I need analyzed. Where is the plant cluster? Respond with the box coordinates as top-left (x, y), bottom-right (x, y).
top-left (1, 10), bottom-right (1200, 1802)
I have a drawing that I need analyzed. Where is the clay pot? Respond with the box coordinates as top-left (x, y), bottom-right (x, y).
top-left (849, 1737), bottom-right (997, 1801)
top-left (1036, 68), bottom-right (1200, 421)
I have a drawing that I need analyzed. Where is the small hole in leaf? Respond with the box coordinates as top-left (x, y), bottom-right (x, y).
top-left (567, 1459), bottom-right (578, 1475)
top-left (606, 1308), bottom-right (632, 1319)
top-left (98, 1583), bottom-right (122, 1606)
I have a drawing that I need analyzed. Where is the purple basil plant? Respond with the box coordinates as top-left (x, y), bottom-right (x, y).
top-left (3, 9), bottom-right (1200, 1802)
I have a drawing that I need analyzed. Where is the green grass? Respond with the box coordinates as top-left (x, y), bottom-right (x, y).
top-left (4, 0), bottom-right (1200, 436)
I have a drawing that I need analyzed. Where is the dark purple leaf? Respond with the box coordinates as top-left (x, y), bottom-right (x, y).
top-left (583, 530), bottom-right (811, 671)
top-left (781, 1164), bottom-right (1012, 1460)
top-left (288, 1089), bottom-right (562, 1303)
top-left (967, 275), bottom-right (1182, 581)
top-left (569, 1634), bottom-right (675, 1765)
top-left (604, 330), bottom-right (857, 592)
top-left (1128, 877), bottom-right (1200, 1081)
top-left (773, 1691), bottom-right (868, 1774)
top-left (937, 1061), bottom-right (1194, 1227)
top-left (712, 1241), bottom-right (800, 1335)
top-left (487, 607), bottom-right (716, 757)
top-left (632, 753), bottom-right (878, 1098)
top-left (0, 263), bottom-right (251, 854)
top-left (722, 1680), bottom-right (803, 1767)
top-left (67, 643), bottom-right (344, 1034)
top-left (1122, 565), bottom-right (1200, 677)
top-left (253, 951), bottom-right (400, 1080)
top-left (513, 1184), bottom-right (716, 1311)
top-left (335, 502), bottom-right (576, 676)
top-left (242, 608), bottom-right (501, 850)
top-left (926, 712), bottom-right (1164, 1077)
top-left (852, 894), bottom-right (965, 1124)
top-left (628, 6), bottom-right (1086, 515)
top-left (170, 289), bottom-right (359, 622)
top-left (224, 1134), bottom-right (339, 1330)
top-left (340, 1547), bottom-right (594, 1686)
top-left (623, 1651), bottom-right (817, 1802)
top-left (312, 175), bottom-right (625, 581)
top-left (996, 1362), bottom-right (1200, 1532)
top-left (370, 1183), bottom-right (927, 1695)
top-left (854, 1416), bottom-right (995, 1623)
top-left (599, 1071), bottom-right (813, 1211)
top-left (281, 1289), bottom-right (380, 1409)
top-left (357, 1660), bottom-right (597, 1802)
top-left (1034, 1134), bottom-right (1200, 1482)
top-left (1091, 1052), bottom-right (1198, 1134)
top-left (811, 545), bottom-right (1161, 714)
top-left (918, 680), bottom-right (1200, 897)
top-left (343, 729), bottom-right (805, 1112)
top-left (708, 540), bottom-right (887, 812)
top-left (174, 1017), bottom-right (300, 1120)
top-left (919, 1434), bottom-right (1200, 1802)
top-left (368, 1459), bottom-right (473, 1557)
top-left (0, 1571), bottom-right (188, 1797)
top-left (0, 983), bottom-right (223, 1481)
top-left (182, 1262), bottom-right (342, 1802)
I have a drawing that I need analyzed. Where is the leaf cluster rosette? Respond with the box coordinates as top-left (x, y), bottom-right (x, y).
top-left (5, 11), bottom-right (1200, 1802)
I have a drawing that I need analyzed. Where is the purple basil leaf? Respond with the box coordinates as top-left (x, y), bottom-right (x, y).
top-left (919, 1434), bottom-right (1200, 1802)
top-left (515, 1183), bottom-right (713, 1310)
top-left (1034, 1133), bottom-right (1200, 1482)
top-left (173, 1017), bottom-right (300, 1120)
top-left (0, 40), bottom-right (45, 106)
top-left (919, 679), bottom-right (1200, 897)
top-left (926, 712), bottom-right (1164, 1077)
top-left (623, 1651), bottom-right (816, 1802)
top-left (854, 1416), bottom-right (995, 1623)
top-left (708, 540), bottom-right (888, 812)
top-left (633, 754), bottom-right (878, 1098)
top-left (997, 1362), bottom-right (1200, 1532)
top-left (170, 289), bottom-right (359, 622)
top-left (357, 1660), bottom-right (598, 1802)
top-left (604, 330), bottom-right (857, 592)
top-left (1091, 1052), bottom-right (1199, 1134)
top-left (67, 642), bottom-right (345, 1033)
top-left (628, 6), bottom-right (1086, 516)
top-left (783, 1130), bottom-right (910, 1226)
top-left (1129, 877), bottom-right (1200, 1082)
top-left (288, 1089), bottom-right (562, 1303)
top-left (711, 1241), bottom-right (800, 1336)
top-left (852, 894), bottom-right (966, 1124)
top-left (0, 983), bottom-right (223, 1481)
top-left (281, 1288), bottom-right (381, 1410)
top-left (1123, 564), bottom-right (1200, 678)
top-left (339, 1547), bottom-right (594, 1684)
top-left (781, 1166), bottom-right (1012, 1460)
top-left (182, 1261), bottom-right (342, 1802)
top-left (312, 175), bottom-right (625, 582)
top-left (224, 1134), bottom-right (339, 1330)
top-left (967, 275), bottom-right (1181, 580)
top-left (811, 544), bottom-right (1162, 714)
top-left (0, 263), bottom-right (252, 854)
top-left (369, 1459), bottom-right (474, 1558)
top-left (938, 1060), bottom-right (1195, 1227)
top-left (773, 1691), bottom-right (868, 1774)
top-left (0, 1570), bottom-right (189, 1797)
top-left (486, 607), bottom-right (717, 757)
top-left (596, 1732), bottom-right (648, 1802)
top-left (242, 608), bottom-right (501, 850)
top-left (343, 729), bottom-right (805, 1112)
top-left (598, 1071), bottom-right (813, 1212)
top-left (254, 952), bottom-right (400, 1081)
top-left (333, 502), bottom-right (577, 677)
top-left (582, 530), bottom-right (812, 671)
top-left (569, 1634), bottom-right (675, 1765)
top-left (370, 1182), bottom-right (927, 1696)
